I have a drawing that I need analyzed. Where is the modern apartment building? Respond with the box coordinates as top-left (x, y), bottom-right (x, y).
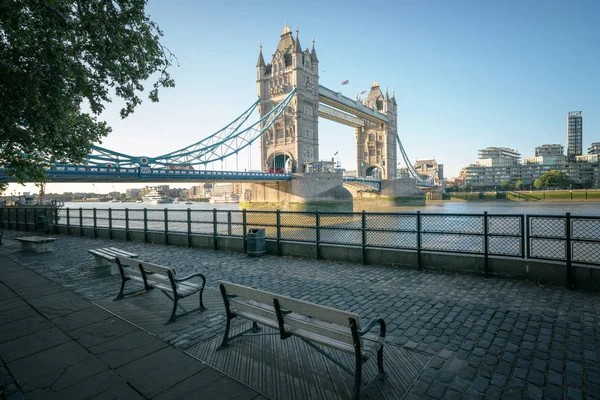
top-left (567, 111), bottom-right (583, 161)
top-left (535, 144), bottom-right (564, 157)
top-left (462, 145), bottom-right (600, 188)
top-left (589, 142), bottom-right (600, 155)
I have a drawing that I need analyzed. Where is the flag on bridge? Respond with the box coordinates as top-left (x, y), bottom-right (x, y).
top-left (334, 151), bottom-right (339, 156)
top-left (359, 90), bottom-right (367, 95)
top-left (341, 80), bottom-right (349, 85)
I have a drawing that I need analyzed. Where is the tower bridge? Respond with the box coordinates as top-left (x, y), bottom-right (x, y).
top-left (1, 23), bottom-right (436, 209)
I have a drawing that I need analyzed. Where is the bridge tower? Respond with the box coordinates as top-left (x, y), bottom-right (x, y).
top-left (355, 81), bottom-right (398, 179)
top-left (257, 23), bottom-right (319, 173)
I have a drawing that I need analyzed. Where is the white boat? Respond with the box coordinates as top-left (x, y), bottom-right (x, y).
top-left (142, 189), bottom-right (172, 205)
top-left (135, 200), bottom-right (143, 203)
top-left (173, 197), bottom-right (180, 204)
top-left (209, 194), bottom-right (239, 204)
top-left (185, 201), bottom-right (193, 205)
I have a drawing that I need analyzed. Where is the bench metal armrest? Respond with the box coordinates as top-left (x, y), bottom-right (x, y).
top-left (358, 318), bottom-right (386, 338)
top-left (174, 273), bottom-right (206, 286)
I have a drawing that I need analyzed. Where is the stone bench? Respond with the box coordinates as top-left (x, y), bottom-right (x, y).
top-left (217, 281), bottom-right (387, 399)
top-left (15, 236), bottom-right (57, 253)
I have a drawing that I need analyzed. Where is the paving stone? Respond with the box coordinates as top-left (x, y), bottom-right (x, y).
top-left (0, 326), bottom-right (70, 362)
top-left (427, 382), bottom-right (448, 399)
top-left (471, 377), bottom-right (489, 394)
top-left (88, 330), bottom-right (168, 368)
top-left (116, 346), bottom-right (206, 399)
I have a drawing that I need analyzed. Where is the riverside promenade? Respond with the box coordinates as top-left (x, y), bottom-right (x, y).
top-left (1, 230), bottom-right (599, 399)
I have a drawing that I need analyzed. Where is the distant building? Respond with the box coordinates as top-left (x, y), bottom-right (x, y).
top-left (212, 183), bottom-right (242, 196)
top-left (588, 142), bottom-right (600, 155)
top-left (523, 155), bottom-right (567, 165)
top-left (126, 188), bottom-right (142, 199)
top-left (414, 159), bottom-right (444, 184)
top-left (535, 144), bottom-right (564, 157)
top-left (567, 111), bottom-right (583, 161)
top-left (476, 147), bottom-right (521, 167)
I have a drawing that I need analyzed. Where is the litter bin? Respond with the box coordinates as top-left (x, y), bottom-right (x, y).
top-left (35, 216), bottom-right (49, 233)
top-left (246, 228), bottom-right (265, 257)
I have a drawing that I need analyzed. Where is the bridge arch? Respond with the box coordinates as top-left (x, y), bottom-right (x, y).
top-left (365, 166), bottom-right (382, 179)
top-left (266, 151), bottom-right (295, 173)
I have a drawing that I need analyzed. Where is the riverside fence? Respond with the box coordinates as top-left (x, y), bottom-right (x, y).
top-left (1, 207), bottom-right (599, 289)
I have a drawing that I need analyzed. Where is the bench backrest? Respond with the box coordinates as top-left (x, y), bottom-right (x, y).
top-left (219, 281), bottom-right (362, 329)
top-left (116, 257), bottom-right (177, 289)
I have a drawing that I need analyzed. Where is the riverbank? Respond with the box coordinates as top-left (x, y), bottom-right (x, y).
top-left (437, 189), bottom-right (600, 202)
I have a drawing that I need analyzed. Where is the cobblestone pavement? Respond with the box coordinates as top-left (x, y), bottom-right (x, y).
top-left (1, 230), bottom-right (600, 399)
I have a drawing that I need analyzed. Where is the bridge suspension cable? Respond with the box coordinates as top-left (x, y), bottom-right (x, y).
top-left (84, 89), bottom-right (296, 169)
top-left (396, 133), bottom-right (436, 186)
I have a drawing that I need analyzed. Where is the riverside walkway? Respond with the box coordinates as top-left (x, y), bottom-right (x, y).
top-left (0, 230), bottom-right (599, 399)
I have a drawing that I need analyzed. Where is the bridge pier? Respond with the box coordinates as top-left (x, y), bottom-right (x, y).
top-left (241, 172), bottom-right (353, 211)
top-left (345, 179), bottom-right (426, 209)
top-left (241, 173), bottom-right (425, 211)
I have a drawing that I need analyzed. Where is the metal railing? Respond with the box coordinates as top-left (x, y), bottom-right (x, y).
top-left (1, 207), bottom-right (598, 288)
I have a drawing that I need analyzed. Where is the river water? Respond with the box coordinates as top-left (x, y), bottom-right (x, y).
top-left (62, 201), bottom-right (600, 216)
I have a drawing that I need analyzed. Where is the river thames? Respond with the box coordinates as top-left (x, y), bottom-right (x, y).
top-left (61, 201), bottom-right (600, 216)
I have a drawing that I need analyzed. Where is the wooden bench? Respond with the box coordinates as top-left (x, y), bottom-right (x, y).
top-left (15, 236), bottom-right (57, 253)
top-left (217, 281), bottom-right (386, 400)
top-left (88, 247), bottom-right (139, 268)
top-left (114, 257), bottom-right (207, 324)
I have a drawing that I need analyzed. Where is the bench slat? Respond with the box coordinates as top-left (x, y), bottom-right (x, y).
top-left (220, 281), bottom-right (361, 328)
top-left (106, 247), bottom-right (138, 257)
top-left (232, 308), bottom-right (378, 358)
top-left (229, 298), bottom-right (382, 348)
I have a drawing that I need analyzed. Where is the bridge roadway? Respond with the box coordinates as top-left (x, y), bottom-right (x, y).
top-left (0, 165), bottom-right (386, 189)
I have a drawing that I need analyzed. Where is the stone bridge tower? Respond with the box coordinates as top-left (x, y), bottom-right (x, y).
top-left (355, 81), bottom-right (398, 179)
top-left (256, 23), bottom-right (319, 173)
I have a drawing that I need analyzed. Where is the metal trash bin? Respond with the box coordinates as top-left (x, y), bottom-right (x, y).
top-left (246, 228), bottom-right (265, 257)
top-left (35, 216), bottom-right (49, 233)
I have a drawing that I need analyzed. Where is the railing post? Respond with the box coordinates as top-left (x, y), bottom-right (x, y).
top-left (242, 209), bottom-right (247, 253)
top-left (417, 211), bottom-right (422, 270)
top-left (361, 210), bottom-right (367, 265)
top-left (213, 209), bottom-right (218, 251)
top-left (566, 212), bottom-right (573, 289)
top-left (276, 210), bottom-right (281, 256)
top-left (108, 208), bottom-right (113, 240)
top-left (164, 208), bottom-right (169, 246)
top-left (66, 208), bottom-right (71, 235)
top-left (93, 208), bottom-right (97, 238)
top-left (143, 208), bottom-right (148, 243)
top-left (33, 208), bottom-right (37, 232)
top-left (187, 209), bottom-right (192, 248)
top-left (483, 212), bottom-right (489, 278)
top-left (125, 208), bottom-right (129, 241)
top-left (526, 215), bottom-right (531, 259)
top-left (316, 210), bottom-right (321, 260)
top-left (227, 211), bottom-right (232, 237)
top-left (15, 207), bottom-right (19, 231)
top-left (49, 208), bottom-right (54, 234)
top-left (520, 215), bottom-right (526, 259)
top-left (79, 208), bottom-right (83, 237)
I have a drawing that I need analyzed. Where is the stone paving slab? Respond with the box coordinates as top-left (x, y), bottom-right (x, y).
top-left (116, 346), bottom-right (207, 398)
top-left (1, 230), bottom-right (600, 399)
top-left (89, 330), bottom-right (168, 369)
top-left (0, 253), bottom-right (263, 400)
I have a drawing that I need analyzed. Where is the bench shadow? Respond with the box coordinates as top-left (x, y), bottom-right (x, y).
top-left (186, 324), bottom-right (432, 400)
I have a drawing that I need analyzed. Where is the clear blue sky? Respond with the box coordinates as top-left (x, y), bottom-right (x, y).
top-left (7, 0), bottom-right (600, 195)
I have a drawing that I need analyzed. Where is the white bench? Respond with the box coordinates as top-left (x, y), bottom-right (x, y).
top-left (88, 247), bottom-right (139, 268)
top-left (114, 257), bottom-right (207, 324)
top-left (15, 236), bottom-right (57, 253)
top-left (217, 281), bottom-right (386, 400)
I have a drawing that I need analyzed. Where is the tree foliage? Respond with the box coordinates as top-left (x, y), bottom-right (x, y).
top-left (0, 0), bottom-right (175, 183)
top-left (538, 170), bottom-right (572, 188)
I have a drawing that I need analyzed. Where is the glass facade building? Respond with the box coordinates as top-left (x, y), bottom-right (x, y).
top-left (567, 111), bottom-right (583, 161)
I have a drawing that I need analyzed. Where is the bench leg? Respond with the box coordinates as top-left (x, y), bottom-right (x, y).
top-left (166, 297), bottom-right (179, 325)
top-left (353, 350), bottom-right (363, 400)
top-left (217, 314), bottom-right (232, 350)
